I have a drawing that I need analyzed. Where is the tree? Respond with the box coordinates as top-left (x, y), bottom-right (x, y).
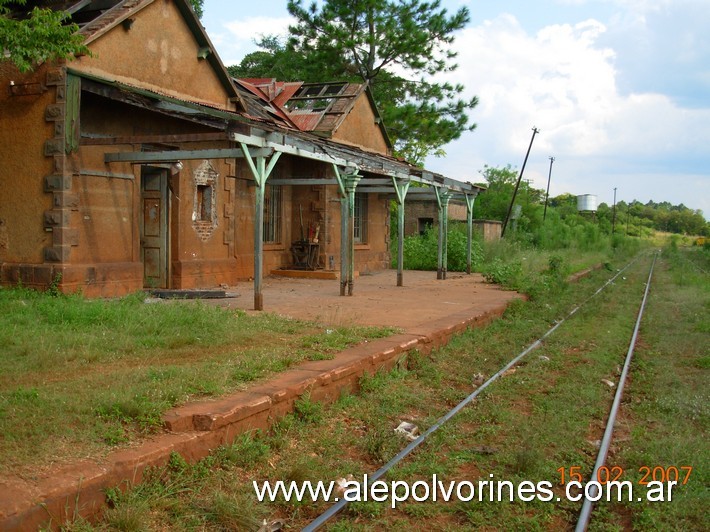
top-left (0, 0), bottom-right (88, 72)
top-left (472, 165), bottom-right (517, 221)
top-left (233, 0), bottom-right (478, 166)
top-left (188, 0), bottom-right (203, 18)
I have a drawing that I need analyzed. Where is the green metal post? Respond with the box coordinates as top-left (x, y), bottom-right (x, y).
top-left (435, 188), bottom-right (444, 280)
top-left (465, 193), bottom-right (476, 275)
top-left (441, 192), bottom-right (451, 280)
top-left (343, 174), bottom-right (361, 295)
top-left (392, 177), bottom-right (410, 287)
top-left (241, 144), bottom-right (281, 310)
top-left (340, 197), bottom-right (348, 295)
top-left (333, 165), bottom-right (349, 296)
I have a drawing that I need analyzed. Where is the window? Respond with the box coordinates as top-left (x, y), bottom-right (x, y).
top-left (263, 185), bottom-right (282, 243)
top-left (353, 193), bottom-right (368, 244)
top-left (196, 184), bottom-right (213, 222)
top-left (192, 160), bottom-right (219, 241)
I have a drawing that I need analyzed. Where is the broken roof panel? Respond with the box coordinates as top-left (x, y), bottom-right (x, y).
top-left (240, 80), bottom-right (392, 150)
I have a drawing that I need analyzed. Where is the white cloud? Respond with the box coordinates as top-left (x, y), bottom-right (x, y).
top-left (426, 12), bottom-right (710, 215)
top-left (211, 16), bottom-right (293, 66)
top-left (223, 16), bottom-right (293, 41)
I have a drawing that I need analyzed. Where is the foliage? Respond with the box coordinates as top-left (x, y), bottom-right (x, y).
top-left (229, 0), bottom-right (478, 165)
top-left (470, 164), bottom-right (708, 249)
top-left (399, 224), bottom-right (483, 272)
top-left (188, 0), bottom-right (203, 18)
top-left (0, 0), bottom-right (204, 74)
top-left (0, 0), bottom-right (89, 72)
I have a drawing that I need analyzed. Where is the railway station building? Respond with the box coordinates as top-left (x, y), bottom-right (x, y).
top-left (0, 0), bottom-right (484, 309)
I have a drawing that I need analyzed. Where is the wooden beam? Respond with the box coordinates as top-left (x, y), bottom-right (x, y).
top-left (82, 132), bottom-right (227, 146)
top-left (105, 147), bottom-right (272, 163)
top-left (79, 170), bottom-right (134, 180)
top-left (266, 178), bottom-right (338, 186)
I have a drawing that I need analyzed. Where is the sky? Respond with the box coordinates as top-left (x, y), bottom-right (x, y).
top-left (201, 0), bottom-right (710, 217)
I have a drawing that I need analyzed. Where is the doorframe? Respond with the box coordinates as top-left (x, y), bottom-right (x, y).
top-left (139, 165), bottom-right (171, 289)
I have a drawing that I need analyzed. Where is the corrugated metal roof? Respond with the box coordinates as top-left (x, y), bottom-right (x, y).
top-left (234, 79), bottom-right (299, 129)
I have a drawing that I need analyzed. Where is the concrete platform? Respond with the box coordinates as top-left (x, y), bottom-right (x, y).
top-left (0, 270), bottom-right (522, 531)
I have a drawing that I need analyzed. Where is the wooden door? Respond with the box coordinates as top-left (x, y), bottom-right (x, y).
top-left (140, 167), bottom-right (169, 288)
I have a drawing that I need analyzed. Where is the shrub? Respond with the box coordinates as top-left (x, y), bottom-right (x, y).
top-left (398, 224), bottom-right (483, 272)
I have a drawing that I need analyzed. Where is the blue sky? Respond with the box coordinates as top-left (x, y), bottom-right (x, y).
top-left (202, 1), bottom-right (710, 217)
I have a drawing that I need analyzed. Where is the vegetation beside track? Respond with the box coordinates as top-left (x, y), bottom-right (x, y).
top-left (0, 292), bottom-right (393, 474)
top-left (64, 241), bottom-right (707, 530)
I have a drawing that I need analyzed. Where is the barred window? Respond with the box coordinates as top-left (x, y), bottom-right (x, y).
top-left (353, 192), bottom-right (368, 244)
top-left (263, 185), bottom-right (282, 243)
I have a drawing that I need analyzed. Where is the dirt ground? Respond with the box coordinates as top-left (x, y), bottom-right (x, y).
top-left (209, 269), bottom-right (522, 331)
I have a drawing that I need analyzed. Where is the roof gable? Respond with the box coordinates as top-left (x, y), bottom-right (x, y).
top-left (241, 80), bottom-right (392, 155)
top-left (32, 0), bottom-right (244, 111)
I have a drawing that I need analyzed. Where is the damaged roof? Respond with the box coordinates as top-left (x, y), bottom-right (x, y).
top-left (234, 79), bottom-right (299, 129)
top-left (238, 79), bottom-right (392, 149)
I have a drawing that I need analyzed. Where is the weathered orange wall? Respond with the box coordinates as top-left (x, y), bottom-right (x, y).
top-left (0, 63), bottom-right (55, 266)
top-left (74, 89), bottom-right (236, 290)
top-left (332, 94), bottom-right (390, 155)
top-left (72, 0), bottom-right (233, 109)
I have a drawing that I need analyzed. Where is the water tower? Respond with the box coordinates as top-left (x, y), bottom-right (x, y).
top-left (577, 194), bottom-right (597, 213)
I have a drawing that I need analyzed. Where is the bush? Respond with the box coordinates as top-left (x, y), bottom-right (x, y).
top-left (398, 224), bottom-right (483, 272)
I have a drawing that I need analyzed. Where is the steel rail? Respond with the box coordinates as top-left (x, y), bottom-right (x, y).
top-left (575, 251), bottom-right (659, 531)
top-left (302, 255), bottom-right (643, 531)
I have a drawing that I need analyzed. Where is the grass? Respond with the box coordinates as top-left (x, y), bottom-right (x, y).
top-left (591, 245), bottom-right (709, 530)
top-left (0, 289), bottom-right (394, 473)
top-left (68, 244), bottom-right (708, 531)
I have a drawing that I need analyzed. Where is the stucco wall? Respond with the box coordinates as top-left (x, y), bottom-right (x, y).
top-left (72, 0), bottom-right (233, 109)
top-left (63, 87), bottom-right (241, 292)
top-left (0, 63), bottom-right (55, 266)
top-left (331, 95), bottom-right (389, 155)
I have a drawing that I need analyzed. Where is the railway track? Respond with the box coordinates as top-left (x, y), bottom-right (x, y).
top-left (304, 252), bottom-right (661, 531)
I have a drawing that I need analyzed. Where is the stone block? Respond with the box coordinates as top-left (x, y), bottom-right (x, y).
top-left (44, 245), bottom-right (70, 263)
top-left (44, 209), bottom-right (69, 227)
top-left (44, 138), bottom-right (65, 156)
top-left (53, 192), bottom-right (79, 208)
top-left (46, 68), bottom-right (66, 86)
top-left (45, 104), bottom-right (65, 121)
top-left (52, 228), bottom-right (79, 247)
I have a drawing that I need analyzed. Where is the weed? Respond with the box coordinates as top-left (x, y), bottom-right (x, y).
top-left (201, 490), bottom-right (264, 530)
top-left (347, 500), bottom-right (385, 519)
top-left (398, 224), bottom-right (484, 272)
top-left (215, 432), bottom-right (270, 468)
top-left (363, 423), bottom-right (402, 463)
top-left (103, 502), bottom-right (148, 532)
top-left (294, 393), bottom-right (323, 424)
top-left (481, 258), bottom-right (523, 288)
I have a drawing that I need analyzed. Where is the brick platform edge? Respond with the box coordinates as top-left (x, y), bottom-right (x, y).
top-left (0, 303), bottom-right (511, 531)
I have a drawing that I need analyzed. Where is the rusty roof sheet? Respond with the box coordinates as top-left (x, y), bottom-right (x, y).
top-left (234, 79), bottom-right (298, 129)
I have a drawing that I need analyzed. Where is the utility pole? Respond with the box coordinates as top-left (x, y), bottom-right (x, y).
top-left (543, 156), bottom-right (555, 222)
top-left (612, 187), bottom-right (617, 235)
top-left (502, 127), bottom-right (539, 237)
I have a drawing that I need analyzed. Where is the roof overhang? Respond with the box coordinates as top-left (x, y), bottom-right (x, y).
top-left (76, 71), bottom-right (483, 196)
